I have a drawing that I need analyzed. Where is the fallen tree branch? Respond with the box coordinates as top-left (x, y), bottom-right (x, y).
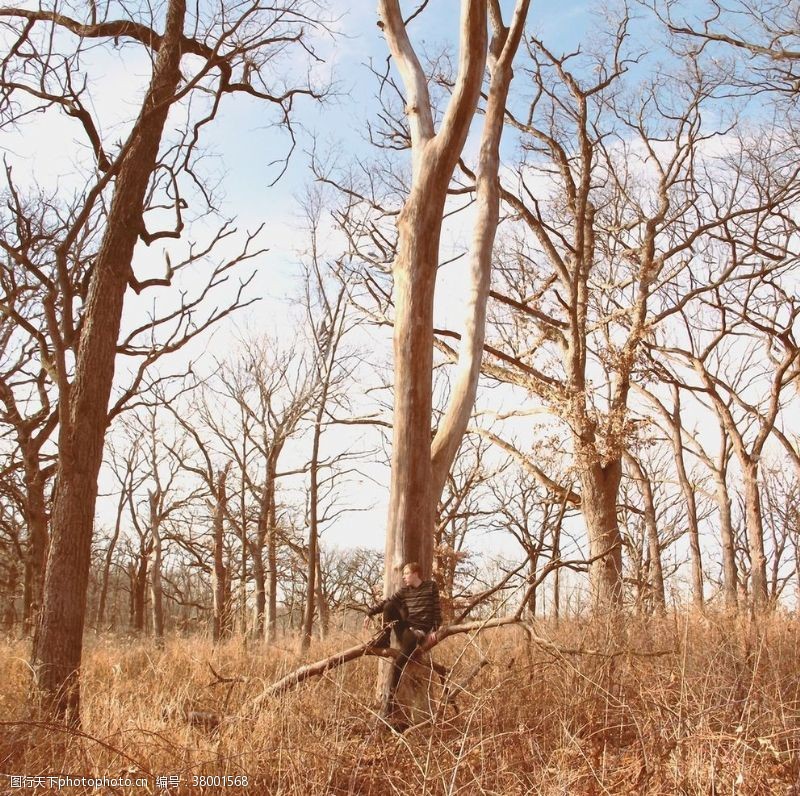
top-left (246, 626), bottom-right (404, 714)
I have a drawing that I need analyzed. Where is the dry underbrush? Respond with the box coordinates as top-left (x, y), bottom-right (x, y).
top-left (2, 613), bottom-right (800, 795)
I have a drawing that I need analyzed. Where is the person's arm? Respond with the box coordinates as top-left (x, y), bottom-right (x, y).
top-left (363, 586), bottom-right (405, 629)
top-left (366, 598), bottom-right (387, 618)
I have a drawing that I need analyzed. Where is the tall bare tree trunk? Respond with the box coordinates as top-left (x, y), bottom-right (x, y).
top-left (376, 0), bottom-right (529, 721)
top-left (265, 484), bottom-right (278, 643)
top-left (301, 289), bottom-right (344, 652)
top-left (552, 511), bottom-right (562, 625)
top-left (301, 396), bottom-right (325, 651)
top-left (251, 445), bottom-right (281, 642)
top-left (131, 549), bottom-right (149, 633)
top-left (314, 545), bottom-right (329, 639)
top-left (212, 465), bottom-right (230, 643)
top-left (31, 0), bottom-right (186, 721)
top-left (669, 387), bottom-right (703, 610)
top-left (713, 429), bottom-right (738, 611)
top-left (149, 490), bottom-right (165, 645)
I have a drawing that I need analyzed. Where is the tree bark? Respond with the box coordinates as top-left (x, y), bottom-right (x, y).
top-left (31, 0), bottom-right (186, 721)
top-left (714, 428), bottom-right (738, 611)
top-left (578, 457), bottom-right (624, 610)
top-left (22, 452), bottom-right (49, 636)
top-left (131, 549), bottom-right (149, 633)
top-left (265, 473), bottom-right (278, 643)
top-left (376, 0), bottom-right (532, 721)
top-left (668, 386), bottom-right (703, 610)
top-left (212, 464), bottom-right (231, 643)
top-left (624, 453), bottom-right (666, 615)
top-left (148, 490), bottom-right (165, 645)
top-left (742, 458), bottom-right (768, 609)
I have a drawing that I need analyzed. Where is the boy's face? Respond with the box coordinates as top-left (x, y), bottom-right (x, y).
top-left (402, 567), bottom-right (422, 587)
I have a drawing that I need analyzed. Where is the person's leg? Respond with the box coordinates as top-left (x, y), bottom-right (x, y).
top-left (388, 626), bottom-right (419, 697)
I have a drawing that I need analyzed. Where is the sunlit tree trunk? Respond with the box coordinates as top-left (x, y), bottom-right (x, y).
top-left (377, 0), bottom-right (530, 721)
top-left (31, 0), bottom-right (186, 721)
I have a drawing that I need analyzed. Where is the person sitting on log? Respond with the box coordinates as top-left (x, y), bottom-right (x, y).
top-left (362, 562), bottom-right (441, 710)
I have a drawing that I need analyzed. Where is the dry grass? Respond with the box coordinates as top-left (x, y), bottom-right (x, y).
top-left (2, 613), bottom-right (800, 794)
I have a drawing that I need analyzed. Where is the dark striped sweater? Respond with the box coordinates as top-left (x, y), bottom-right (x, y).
top-left (368, 580), bottom-right (441, 631)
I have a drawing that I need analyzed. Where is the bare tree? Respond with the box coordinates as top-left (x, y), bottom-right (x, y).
top-left (95, 437), bottom-right (142, 631)
top-left (0, 0), bottom-right (327, 718)
top-left (0, 290), bottom-right (57, 633)
top-left (366, 0), bottom-right (531, 721)
top-left (658, 287), bottom-right (799, 609)
top-left (462, 8), bottom-right (800, 609)
top-left (300, 248), bottom-right (350, 651)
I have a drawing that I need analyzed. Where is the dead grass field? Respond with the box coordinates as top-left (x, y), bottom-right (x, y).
top-left (2, 613), bottom-right (800, 795)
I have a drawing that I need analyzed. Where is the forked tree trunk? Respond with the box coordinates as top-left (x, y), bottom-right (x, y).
top-left (377, 0), bottom-right (530, 721)
top-left (301, 295), bottom-right (344, 651)
top-left (252, 449), bottom-right (280, 642)
top-left (302, 372), bottom-right (328, 650)
top-left (31, 0), bottom-right (186, 721)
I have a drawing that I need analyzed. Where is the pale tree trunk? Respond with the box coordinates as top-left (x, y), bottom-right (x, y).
top-left (624, 453), bottom-right (665, 615)
top-left (714, 427), bottom-right (738, 611)
top-left (149, 489), bottom-right (165, 645)
top-left (377, 0), bottom-right (529, 721)
top-left (693, 350), bottom-right (796, 613)
top-left (380, 0), bottom-right (487, 595)
top-left (693, 342), bottom-right (796, 613)
top-left (31, 0), bottom-right (186, 721)
top-left (636, 382), bottom-right (736, 611)
top-left (742, 458), bottom-right (768, 609)
top-left (250, 446), bottom-right (280, 642)
top-left (552, 513), bottom-right (562, 625)
top-left (669, 386), bottom-right (703, 610)
top-left (212, 465), bottom-right (231, 643)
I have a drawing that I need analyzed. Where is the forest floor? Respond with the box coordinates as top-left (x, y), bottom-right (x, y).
top-left (2, 613), bottom-right (800, 795)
